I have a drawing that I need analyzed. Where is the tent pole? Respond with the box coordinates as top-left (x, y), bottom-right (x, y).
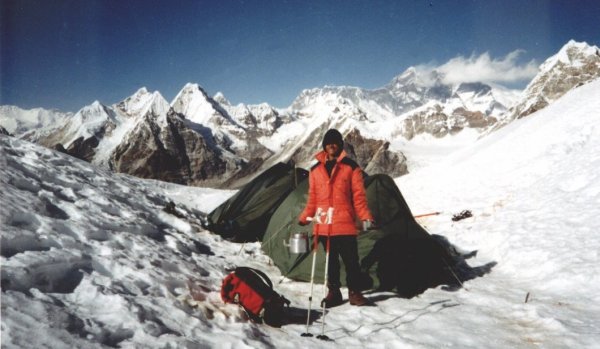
top-left (237, 242), bottom-right (246, 256)
top-left (442, 258), bottom-right (469, 291)
top-left (294, 164), bottom-right (297, 188)
top-left (421, 225), bottom-right (469, 292)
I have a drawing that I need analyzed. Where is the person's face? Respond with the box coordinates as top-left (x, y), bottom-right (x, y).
top-left (325, 143), bottom-right (340, 158)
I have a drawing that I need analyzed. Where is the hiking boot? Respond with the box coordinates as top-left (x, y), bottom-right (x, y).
top-left (348, 290), bottom-right (368, 306)
top-left (321, 288), bottom-right (343, 308)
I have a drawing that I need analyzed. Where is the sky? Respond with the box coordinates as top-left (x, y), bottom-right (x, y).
top-left (1, 0), bottom-right (599, 112)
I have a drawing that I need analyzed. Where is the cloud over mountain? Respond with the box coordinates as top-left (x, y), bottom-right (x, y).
top-left (417, 50), bottom-right (539, 86)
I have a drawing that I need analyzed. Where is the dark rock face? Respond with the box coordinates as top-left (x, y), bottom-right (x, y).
top-left (175, 120), bottom-right (231, 186)
top-left (344, 129), bottom-right (408, 177)
top-left (111, 112), bottom-right (229, 185)
top-left (0, 126), bottom-right (12, 136)
top-left (399, 104), bottom-right (499, 140)
top-left (220, 157), bottom-right (266, 188)
top-left (454, 108), bottom-right (498, 129)
top-left (64, 122), bottom-right (114, 162)
top-left (112, 114), bottom-right (185, 183)
top-left (53, 143), bottom-right (68, 153)
top-left (401, 105), bottom-right (451, 140)
top-left (65, 136), bottom-right (101, 162)
top-left (365, 143), bottom-right (408, 177)
top-left (515, 96), bottom-right (549, 119)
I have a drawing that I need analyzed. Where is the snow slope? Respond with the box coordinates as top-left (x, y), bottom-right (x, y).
top-left (1, 79), bottom-right (599, 348)
top-left (397, 78), bottom-right (600, 347)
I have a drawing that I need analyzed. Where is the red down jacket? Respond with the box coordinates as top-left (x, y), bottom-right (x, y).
top-left (299, 150), bottom-right (373, 236)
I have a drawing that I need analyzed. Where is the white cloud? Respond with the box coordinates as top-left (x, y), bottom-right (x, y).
top-left (416, 50), bottom-right (539, 86)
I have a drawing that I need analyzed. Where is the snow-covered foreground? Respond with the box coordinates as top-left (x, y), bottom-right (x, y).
top-left (1, 80), bottom-right (599, 348)
top-left (397, 79), bottom-right (600, 347)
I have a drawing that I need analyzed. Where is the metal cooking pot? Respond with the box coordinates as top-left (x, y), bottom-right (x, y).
top-left (284, 232), bottom-right (309, 254)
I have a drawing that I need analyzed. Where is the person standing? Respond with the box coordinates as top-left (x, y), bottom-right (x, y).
top-left (298, 129), bottom-right (374, 307)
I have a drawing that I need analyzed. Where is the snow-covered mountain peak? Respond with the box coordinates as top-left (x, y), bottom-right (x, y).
top-left (171, 83), bottom-right (222, 125)
top-left (0, 105), bottom-right (72, 135)
top-left (126, 87), bottom-right (151, 104)
top-left (401, 66), bottom-right (418, 77)
top-left (181, 82), bottom-right (199, 91)
top-left (292, 87), bottom-right (353, 107)
top-left (541, 40), bottom-right (599, 71)
top-left (149, 91), bottom-right (171, 118)
top-left (292, 88), bottom-right (361, 117)
top-left (387, 67), bottom-right (443, 90)
top-left (177, 83), bottom-right (216, 102)
top-left (213, 92), bottom-right (231, 106)
top-left (115, 87), bottom-right (169, 119)
top-left (498, 40), bottom-right (600, 123)
top-left (77, 101), bottom-right (109, 120)
top-left (58, 101), bottom-right (115, 147)
top-left (176, 83), bottom-right (211, 98)
top-left (389, 66), bottom-right (419, 86)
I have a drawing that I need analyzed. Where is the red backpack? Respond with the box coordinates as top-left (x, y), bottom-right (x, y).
top-left (221, 267), bottom-right (290, 327)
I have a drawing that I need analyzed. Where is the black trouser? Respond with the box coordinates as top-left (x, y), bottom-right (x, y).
top-left (318, 235), bottom-right (361, 290)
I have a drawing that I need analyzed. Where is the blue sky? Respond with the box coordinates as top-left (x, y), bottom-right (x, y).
top-left (1, 0), bottom-right (599, 112)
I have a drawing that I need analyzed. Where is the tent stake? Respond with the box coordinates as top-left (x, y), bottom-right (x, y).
top-left (237, 242), bottom-right (246, 255)
top-left (414, 211), bottom-right (442, 219)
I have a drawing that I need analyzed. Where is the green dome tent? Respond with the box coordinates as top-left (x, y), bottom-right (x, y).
top-left (261, 174), bottom-right (456, 297)
top-left (204, 162), bottom-right (308, 242)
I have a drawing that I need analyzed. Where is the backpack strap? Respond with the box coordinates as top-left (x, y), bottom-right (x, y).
top-left (234, 267), bottom-right (274, 289)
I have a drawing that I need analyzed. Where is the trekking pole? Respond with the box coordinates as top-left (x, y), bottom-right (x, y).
top-left (316, 233), bottom-right (332, 341)
top-left (301, 210), bottom-right (324, 337)
top-left (301, 235), bottom-right (318, 337)
top-left (314, 207), bottom-right (333, 341)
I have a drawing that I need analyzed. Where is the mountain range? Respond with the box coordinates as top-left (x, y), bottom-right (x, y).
top-left (1, 40), bottom-right (598, 188)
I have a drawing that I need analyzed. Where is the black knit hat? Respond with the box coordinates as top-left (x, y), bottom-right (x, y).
top-left (322, 129), bottom-right (344, 150)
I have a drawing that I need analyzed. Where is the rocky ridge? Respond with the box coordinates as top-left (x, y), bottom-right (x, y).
top-left (493, 40), bottom-right (600, 130)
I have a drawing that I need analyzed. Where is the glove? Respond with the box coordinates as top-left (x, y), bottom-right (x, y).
top-left (298, 220), bottom-right (309, 226)
top-left (362, 220), bottom-right (374, 232)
